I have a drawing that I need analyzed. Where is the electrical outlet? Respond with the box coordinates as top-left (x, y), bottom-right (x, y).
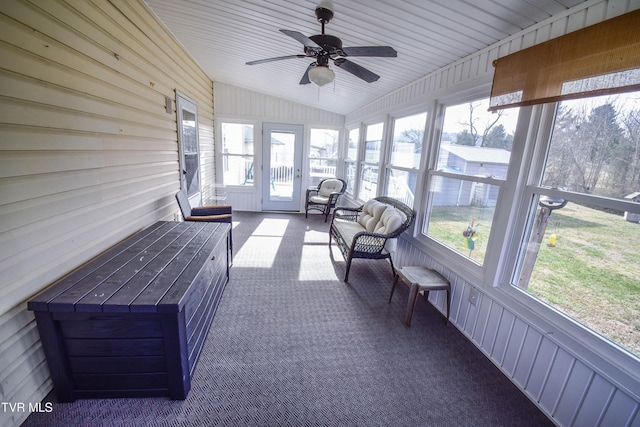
top-left (469, 288), bottom-right (479, 306)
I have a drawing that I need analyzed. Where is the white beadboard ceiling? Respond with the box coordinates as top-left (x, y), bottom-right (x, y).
top-left (144, 0), bottom-right (586, 116)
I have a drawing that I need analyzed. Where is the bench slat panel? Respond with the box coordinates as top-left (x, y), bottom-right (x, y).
top-left (58, 317), bottom-right (163, 339)
top-left (69, 356), bottom-right (166, 374)
top-left (100, 223), bottom-right (206, 312)
top-left (27, 221), bottom-right (172, 312)
top-left (64, 338), bottom-right (165, 357)
top-left (129, 224), bottom-right (220, 312)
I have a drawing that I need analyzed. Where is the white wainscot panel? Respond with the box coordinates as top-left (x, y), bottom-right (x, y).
top-left (501, 317), bottom-right (529, 377)
top-left (481, 300), bottom-right (504, 354)
top-left (471, 292), bottom-right (491, 345)
top-left (512, 327), bottom-right (543, 389)
top-left (572, 374), bottom-right (615, 427)
top-left (225, 189), bottom-right (260, 211)
top-left (600, 389), bottom-right (640, 427)
top-left (553, 360), bottom-right (594, 426)
top-left (491, 308), bottom-right (516, 366)
top-left (461, 287), bottom-right (480, 335)
top-left (526, 335), bottom-right (559, 401)
top-left (539, 347), bottom-right (575, 415)
top-left (448, 276), bottom-right (466, 325)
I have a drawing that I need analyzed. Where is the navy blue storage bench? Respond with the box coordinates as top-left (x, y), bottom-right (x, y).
top-left (28, 221), bottom-right (230, 402)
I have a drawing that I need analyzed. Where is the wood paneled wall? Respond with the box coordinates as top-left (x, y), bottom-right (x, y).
top-left (0, 1), bottom-right (214, 425)
top-left (215, 82), bottom-right (345, 125)
top-left (346, 1), bottom-right (640, 426)
top-left (214, 82), bottom-right (344, 211)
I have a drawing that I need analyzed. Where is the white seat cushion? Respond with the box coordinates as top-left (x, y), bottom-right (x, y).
top-left (332, 219), bottom-right (365, 248)
top-left (333, 219), bottom-right (386, 250)
top-left (309, 195), bottom-right (330, 204)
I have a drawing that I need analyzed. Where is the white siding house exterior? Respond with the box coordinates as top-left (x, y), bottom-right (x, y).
top-left (0, 1), bottom-right (214, 425)
top-left (1, 1), bottom-right (639, 427)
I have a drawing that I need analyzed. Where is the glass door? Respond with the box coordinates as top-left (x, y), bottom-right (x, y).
top-left (176, 92), bottom-right (201, 205)
top-left (262, 123), bottom-right (303, 211)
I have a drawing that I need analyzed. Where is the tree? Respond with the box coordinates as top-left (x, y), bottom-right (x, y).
top-left (455, 129), bottom-right (475, 146)
top-left (455, 102), bottom-right (508, 147)
top-left (483, 124), bottom-right (513, 151)
top-left (571, 103), bottom-right (623, 194)
top-left (549, 101), bottom-right (626, 196)
top-left (398, 128), bottom-right (424, 152)
top-left (617, 108), bottom-right (640, 193)
top-left (545, 105), bottom-right (578, 189)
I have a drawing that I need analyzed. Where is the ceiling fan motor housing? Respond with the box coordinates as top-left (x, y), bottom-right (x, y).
top-left (309, 34), bottom-right (342, 53)
top-left (315, 7), bottom-right (334, 24)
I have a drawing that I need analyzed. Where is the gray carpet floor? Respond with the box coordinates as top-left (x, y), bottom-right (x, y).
top-left (24, 211), bottom-right (555, 426)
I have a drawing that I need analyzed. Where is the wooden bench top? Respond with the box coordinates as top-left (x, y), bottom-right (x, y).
top-left (28, 221), bottom-right (228, 314)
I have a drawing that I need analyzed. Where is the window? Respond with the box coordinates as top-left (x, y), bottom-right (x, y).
top-left (221, 123), bottom-right (254, 186)
top-left (344, 128), bottom-right (359, 195)
top-left (515, 92), bottom-right (640, 357)
top-left (423, 98), bottom-right (519, 265)
top-left (308, 128), bottom-right (339, 187)
top-left (385, 112), bottom-right (426, 207)
top-left (177, 93), bottom-right (200, 198)
top-left (359, 122), bottom-right (383, 201)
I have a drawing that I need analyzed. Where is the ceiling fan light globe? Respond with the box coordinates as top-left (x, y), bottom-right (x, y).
top-left (308, 65), bottom-right (334, 86)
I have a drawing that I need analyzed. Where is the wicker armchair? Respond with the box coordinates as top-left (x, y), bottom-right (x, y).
top-left (329, 196), bottom-right (415, 282)
top-left (305, 178), bottom-right (346, 222)
top-left (176, 189), bottom-right (233, 259)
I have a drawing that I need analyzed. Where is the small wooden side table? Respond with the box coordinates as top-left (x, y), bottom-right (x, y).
top-left (389, 266), bottom-right (451, 327)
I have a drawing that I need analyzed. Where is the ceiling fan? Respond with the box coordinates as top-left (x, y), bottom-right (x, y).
top-left (246, 6), bottom-right (397, 86)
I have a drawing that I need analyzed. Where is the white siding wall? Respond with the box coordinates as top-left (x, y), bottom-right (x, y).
top-left (348, 1), bottom-right (640, 426)
top-left (0, 1), bottom-right (214, 426)
top-left (214, 82), bottom-right (344, 211)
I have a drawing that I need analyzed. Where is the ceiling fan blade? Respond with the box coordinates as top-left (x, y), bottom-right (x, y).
top-left (341, 46), bottom-right (397, 57)
top-left (299, 63), bottom-right (315, 85)
top-left (333, 58), bottom-right (380, 83)
top-left (280, 29), bottom-right (320, 48)
top-left (246, 54), bottom-right (307, 65)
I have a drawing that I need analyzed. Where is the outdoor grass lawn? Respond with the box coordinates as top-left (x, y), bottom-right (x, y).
top-left (428, 203), bottom-right (640, 357)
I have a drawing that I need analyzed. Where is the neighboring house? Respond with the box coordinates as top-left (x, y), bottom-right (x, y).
top-left (625, 192), bottom-right (640, 222)
top-left (434, 143), bottom-right (510, 206)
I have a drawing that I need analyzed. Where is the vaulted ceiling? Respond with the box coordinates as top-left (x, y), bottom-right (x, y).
top-left (144, 0), bottom-right (586, 116)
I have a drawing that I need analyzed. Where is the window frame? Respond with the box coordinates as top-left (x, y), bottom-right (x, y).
top-left (176, 92), bottom-right (201, 202)
top-left (307, 127), bottom-right (341, 189)
top-left (344, 126), bottom-right (361, 197)
top-left (418, 91), bottom-right (524, 281)
top-left (383, 112), bottom-right (428, 208)
top-left (494, 101), bottom-right (640, 379)
top-left (218, 120), bottom-right (258, 188)
top-left (358, 121), bottom-right (385, 202)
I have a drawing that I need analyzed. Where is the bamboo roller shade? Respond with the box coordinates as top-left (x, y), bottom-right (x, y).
top-left (489, 9), bottom-right (640, 111)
